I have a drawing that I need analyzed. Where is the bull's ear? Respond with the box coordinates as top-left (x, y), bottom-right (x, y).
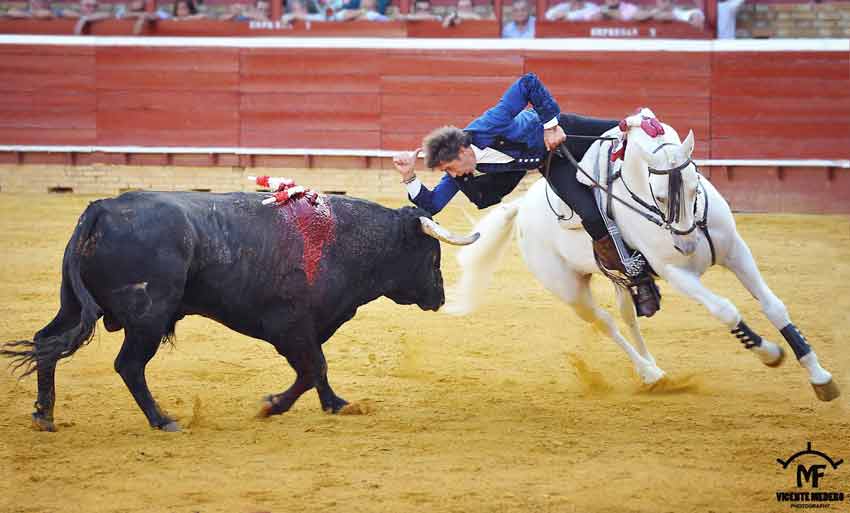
top-left (419, 217), bottom-right (479, 246)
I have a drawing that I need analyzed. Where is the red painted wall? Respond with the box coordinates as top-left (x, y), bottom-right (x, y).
top-left (2, 44), bottom-right (847, 159)
top-left (0, 43), bottom-right (848, 213)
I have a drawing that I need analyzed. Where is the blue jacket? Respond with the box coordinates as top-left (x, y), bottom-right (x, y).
top-left (410, 73), bottom-right (561, 215)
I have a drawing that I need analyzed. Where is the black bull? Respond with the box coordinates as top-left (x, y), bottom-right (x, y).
top-left (2, 191), bottom-right (476, 432)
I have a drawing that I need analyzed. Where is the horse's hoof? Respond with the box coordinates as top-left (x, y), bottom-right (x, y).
top-left (638, 365), bottom-right (666, 385)
top-left (763, 345), bottom-right (786, 368)
top-left (812, 379), bottom-right (840, 402)
top-left (159, 421), bottom-right (181, 432)
top-left (31, 413), bottom-right (56, 432)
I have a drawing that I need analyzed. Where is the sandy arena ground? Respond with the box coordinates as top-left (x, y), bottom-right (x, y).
top-left (1, 189), bottom-right (848, 513)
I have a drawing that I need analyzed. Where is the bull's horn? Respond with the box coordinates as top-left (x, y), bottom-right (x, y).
top-left (419, 217), bottom-right (480, 246)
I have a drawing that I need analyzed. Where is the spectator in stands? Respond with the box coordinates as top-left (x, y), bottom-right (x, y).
top-left (402, 0), bottom-right (441, 21)
top-left (335, 0), bottom-right (390, 20)
top-left (4, 0), bottom-right (53, 18)
top-left (502, 0), bottom-right (534, 38)
top-left (443, 0), bottom-right (493, 27)
top-left (115, 0), bottom-right (170, 19)
top-left (635, 0), bottom-right (704, 28)
top-left (598, 0), bottom-right (639, 20)
top-left (333, 0), bottom-right (390, 18)
top-left (56, 0), bottom-right (111, 18)
top-left (717, 0), bottom-right (745, 38)
top-left (55, 0), bottom-right (112, 33)
top-left (221, 0), bottom-right (273, 21)
top-left (172, 0), bottom-right (204, 18)
top-left (282, 0), bottom-right (326, 22)
top-left (544, 0), bottom-right (601, 21)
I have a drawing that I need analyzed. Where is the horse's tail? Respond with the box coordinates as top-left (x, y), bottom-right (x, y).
top-left (1, 202), bottom-right (105, 377)
top-left (443, 202), bottom-right (520, 315)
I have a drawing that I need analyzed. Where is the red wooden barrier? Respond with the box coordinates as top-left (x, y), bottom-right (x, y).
top-left (710, 51), bottom-right (850, 160)
top-left (0, 42), bottom-right (847, 159)
top-left (0, 40), bottom-right (848, 214)
top-left (0, 44), bottom-right (96, 145)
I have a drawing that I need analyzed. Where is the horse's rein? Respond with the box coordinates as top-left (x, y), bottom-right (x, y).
top-left (542, 136), bottom-right (667, 229)
top-left (542, 135), bottom-right (715, 265)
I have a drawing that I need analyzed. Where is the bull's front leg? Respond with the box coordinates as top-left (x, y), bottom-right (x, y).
top-left (260, 328), bottom-right (348, 416)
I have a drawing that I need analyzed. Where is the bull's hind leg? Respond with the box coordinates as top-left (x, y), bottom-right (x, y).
top-left (723, 236), bottom-right (838, 401)
top-left (114, 327), bottom-right (178, 431)
top-left (30, 280), bottom-right (83, 432)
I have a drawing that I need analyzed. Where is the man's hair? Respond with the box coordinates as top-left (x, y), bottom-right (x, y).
top-left (423, 126), bottom-right (470, 169)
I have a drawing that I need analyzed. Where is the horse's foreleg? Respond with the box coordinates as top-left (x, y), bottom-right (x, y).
top-left (659, 265), bottom-right (786, 368)
top-left (723, 236), bottom-right (839, 401)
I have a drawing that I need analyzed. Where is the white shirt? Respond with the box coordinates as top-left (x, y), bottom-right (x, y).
top-left (717, 0), bottom-right (746, 39)
top-left (406, 144), bottom-right (515, 198)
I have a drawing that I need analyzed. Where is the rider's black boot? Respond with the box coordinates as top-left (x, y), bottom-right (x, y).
top-left (593, 235), bottom-right (661, 318)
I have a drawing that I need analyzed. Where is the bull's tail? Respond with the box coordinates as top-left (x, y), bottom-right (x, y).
top-left (443, 202), bottom-right (520, 315)
top-left (2, 202), bottom-right (105, 377)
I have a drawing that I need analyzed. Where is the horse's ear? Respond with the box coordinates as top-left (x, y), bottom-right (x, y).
top-left (631, 139), bottom-right (667, 170)
top-left (681, 130), bottom-right (695, 158)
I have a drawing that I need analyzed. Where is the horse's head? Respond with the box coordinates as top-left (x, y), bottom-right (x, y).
top-left (629, 128), bottom-right (701, 255)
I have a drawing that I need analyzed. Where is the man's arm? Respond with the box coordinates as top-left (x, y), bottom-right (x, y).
top-left (407, 174), bottom-right (460, 215)
top-left (392, 148), bottom-right (459, 215)
top-left (466, 72), bottom-right (561, 135)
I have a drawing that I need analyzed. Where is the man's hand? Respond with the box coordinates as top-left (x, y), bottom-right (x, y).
top-left (392, 148), bottom-right (421, 181)
top-left (544, 125), bottom-right (567, 151)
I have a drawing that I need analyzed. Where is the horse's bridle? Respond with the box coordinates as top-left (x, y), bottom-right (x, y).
top-left (546, 138), bottom-right (708, 240)
top-left (643, 142), bottom-right (702, 236)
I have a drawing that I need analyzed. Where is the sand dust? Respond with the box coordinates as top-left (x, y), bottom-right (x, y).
top-left (1, 191), bottom-right (849, 513)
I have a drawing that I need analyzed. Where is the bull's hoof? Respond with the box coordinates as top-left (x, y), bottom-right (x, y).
top-left (155, 420), bottom-right (181, 432)
top-left (31, 413), bottom-right (56, 432)
top-left (323, 396), bottom-right (349, 414)
top-left (338, 401), bottom-right (373, 416)
top-left (258, 396), bottom-right (276, 418)
top-left (812, 379), bottom-right (841, 402)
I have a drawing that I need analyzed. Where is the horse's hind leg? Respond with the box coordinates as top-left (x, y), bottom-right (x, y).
top-left (569, 275), bottom-right (665, 384)
top-left (723, 235), bottom-right (838, 401)
top-left (614, 285), bottom-right (656, 365)
top-left (524, 245), bottom-right (664, 383)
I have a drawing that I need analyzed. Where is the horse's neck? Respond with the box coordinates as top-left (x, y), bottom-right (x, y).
top-left (612, 158), bottom-right (665, 248)
top-left (616, 158), bottom-right (653, 208)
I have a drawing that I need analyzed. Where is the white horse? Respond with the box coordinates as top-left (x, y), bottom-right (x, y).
top-left (446, 110), bottom-right (839, 401)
